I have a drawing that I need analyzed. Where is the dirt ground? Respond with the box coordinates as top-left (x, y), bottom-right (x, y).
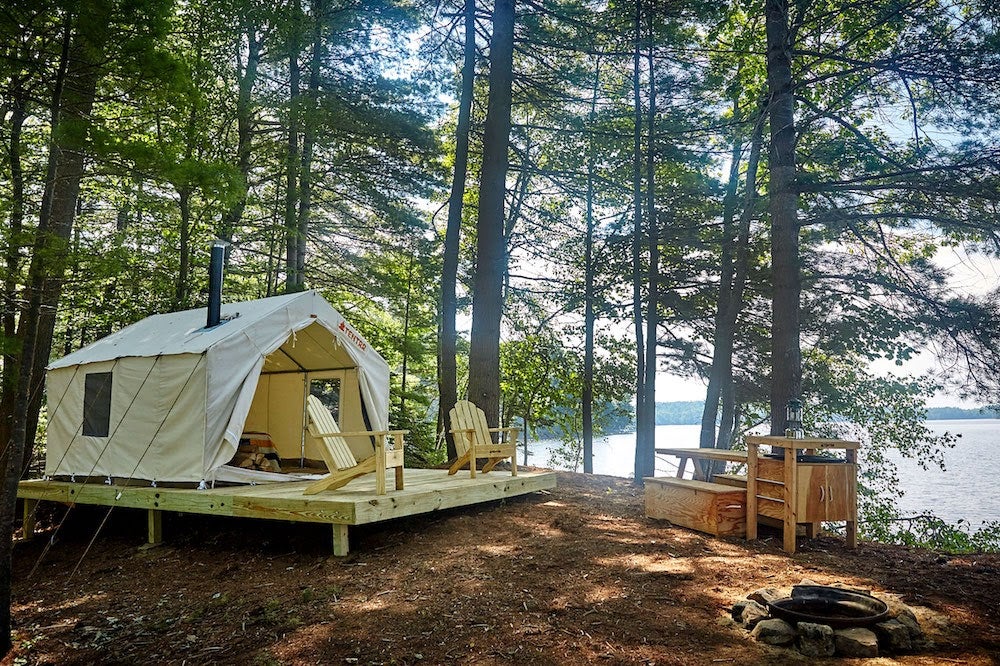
top-left (7, 471), bottom-right (1000, 665)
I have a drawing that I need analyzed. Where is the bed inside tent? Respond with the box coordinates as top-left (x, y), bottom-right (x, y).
top-left (42, 291), bottom-right (392, 489)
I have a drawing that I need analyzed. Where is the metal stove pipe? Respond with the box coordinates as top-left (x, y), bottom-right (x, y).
top-left (206, 240), bottom-right (227, 328)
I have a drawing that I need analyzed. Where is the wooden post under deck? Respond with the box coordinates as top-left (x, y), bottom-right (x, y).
top-left (22, 499), bottom-right (37, 540)
top-left (332, 523), bottom-right (349, 556)
top-left (148, 509), bottom-right (163, 545)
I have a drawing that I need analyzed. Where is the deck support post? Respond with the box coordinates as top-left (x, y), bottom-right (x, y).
top-left (332, 523), bottom-right (349, 556)
top-left (22, 499), bottom-right (37, 540)
top-left (147, 509), bottom-right (163, 545)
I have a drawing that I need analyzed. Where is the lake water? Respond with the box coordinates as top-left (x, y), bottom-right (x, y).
top-left (527, 419), bottom-right (1000, 530)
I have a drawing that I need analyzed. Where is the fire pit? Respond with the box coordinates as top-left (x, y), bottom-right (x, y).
top-left (767, 585), bottom-right (889, 628)
top-left (731, 582), bottom-right (925, 657)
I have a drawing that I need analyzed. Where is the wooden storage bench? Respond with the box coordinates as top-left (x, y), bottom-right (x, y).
top-left (644, 477), bottom-right (746, 537)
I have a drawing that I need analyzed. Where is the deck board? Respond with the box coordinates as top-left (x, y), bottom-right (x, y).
top-left (17, 468), bottom-right (556, 528)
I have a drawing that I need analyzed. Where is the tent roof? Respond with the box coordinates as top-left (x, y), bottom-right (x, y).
top-left (49, 291), bottom-right (380, 370)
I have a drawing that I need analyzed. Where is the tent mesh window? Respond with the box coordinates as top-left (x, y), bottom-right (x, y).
top-left (83, 371), bottom-right (113, 437)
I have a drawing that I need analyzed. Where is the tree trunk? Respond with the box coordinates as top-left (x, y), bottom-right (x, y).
top-left (399, 249), bottom-right (415, 419)
top-left (582, 59), bottom-right (600, 475)
top-left (0, 13), bottom-right (71, 474)
top-left (174, 94), bottom-right (199, 309)
top-left (176, 187), bottom-right (192, 308)
top-left (467, 0), bottom-right (515, 429)
top-left (699, 104), bottom-right (742, 453)
top-left (765, 0), bottom-right (801, 434)
top-left (637, 30), bottom-right (657, 483)
top-left (284, 9), bottom-right (302, 293)
top-left (699, 106), bottom-right (764, 456)
top-left (296, 0), bottom-right (322, 289)
top-left (717, 379), bottom-right (738, 451)
top-left (220, 22), bottom-right (262, 242)
top-left (723, 121), bottom-right (762, 451)
top-left (0, 90), bottom-right (27, 462)
top-left (1, 1), bottom-right (110, 652)
top-left (522, 412), bottom-right (529, 465)
top-left (439, 0), bottom-right (476, 460)
top-left (631, 0), bottom-right (646, 483)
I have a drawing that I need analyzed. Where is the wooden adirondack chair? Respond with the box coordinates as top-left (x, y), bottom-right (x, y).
top-left (303, 395), bottom-right (406, 495)
top-left (448, 400), bottom-right (518, 478)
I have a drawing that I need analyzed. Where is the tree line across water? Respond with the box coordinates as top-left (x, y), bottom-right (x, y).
top-left (3, 0), bottom-right (1000, 653)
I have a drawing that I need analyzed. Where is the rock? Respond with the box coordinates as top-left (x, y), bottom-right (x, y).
top-left (737, 600), bottom-right (770, 628)
top-left (834, 627), bottom-right (879, 657)
top-left (750, 618), bottom-right (797, 646)
top-left (730, 600), bottom-right (749, 622)
top-left (797, 578), bottom-right (819, 587)
top-left (875, 619), bottom-right (913, 652)
top-left (747, 587), bottom-right (780, 606)
top-left (887, 601), bottom-right (923, 640)
top-left (717, 615), bottom-right (740, 630)
top-left (830, 581), bottom-right (872, 596)
top-left (796, 622), bottom-right (835, 657)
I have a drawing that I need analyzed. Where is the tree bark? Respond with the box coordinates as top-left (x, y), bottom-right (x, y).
top-left (582, 59), bottom-right (600, 475)
top-left (631, 0), bottom-right (646, 483)
top-left (467, 0), bottom-right (515, 429)
top-left (765, 0), bottom-right (802, 434)
top-left (637, 28), bottom-right (658, 483)
top-left (220, 19), bottom-right (262, 243)
top-left (284, 6), bottom-right (302, 293)
top-left (0, 90), bottom-right (27, 463)
top-left (439, 0), bottom-right (476, 459)
top-left (0, 13), bottom-right (71, 474)
top-left (295, 0), bottom-right (322, 290)
top-left (699, 107), bottom-right (764, 454)
top-left (1, 1), bottom-right (110, 652)
top-left (176, 186), bottom-right (192, 307)
top-left (399, 249), bottom-right (415, 419)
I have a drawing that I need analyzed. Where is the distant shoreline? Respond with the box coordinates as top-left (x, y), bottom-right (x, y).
top-left (649, 402), bottom-right (1000, 426)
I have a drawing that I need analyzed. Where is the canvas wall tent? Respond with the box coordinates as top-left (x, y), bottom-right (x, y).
top-left (44, 290), bottom-right (391, 486)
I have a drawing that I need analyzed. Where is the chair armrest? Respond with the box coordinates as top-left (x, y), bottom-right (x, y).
top-left (487, 427), bottom-right (520, 443)
top-left (313, 430), bottom-right (409, 438)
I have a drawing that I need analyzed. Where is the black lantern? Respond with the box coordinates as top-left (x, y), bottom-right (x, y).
top-left (785, 398), bottom-right (804, 439)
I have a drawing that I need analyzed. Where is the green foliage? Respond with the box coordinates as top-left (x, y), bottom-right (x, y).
top-left (877, 515), bottom-right (1000, 554)
top-left (499, 333), bottom-right (632, 471)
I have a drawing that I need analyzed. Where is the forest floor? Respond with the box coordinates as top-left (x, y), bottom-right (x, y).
top-left (7, 471), bottom-right (1000, 665)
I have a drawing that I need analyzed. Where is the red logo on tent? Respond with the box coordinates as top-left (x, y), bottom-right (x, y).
top-left (338, 321), bottom-right (367, 352)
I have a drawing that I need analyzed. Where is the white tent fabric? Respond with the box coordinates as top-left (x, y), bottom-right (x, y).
top-left (45, 291), bottom-right (390, 484)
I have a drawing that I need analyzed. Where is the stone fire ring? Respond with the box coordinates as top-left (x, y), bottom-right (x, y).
top-left (767, 585), bottom-right (889, 629)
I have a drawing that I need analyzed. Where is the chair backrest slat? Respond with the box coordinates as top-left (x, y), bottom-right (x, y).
top-left (451, 400), bottom-right (492, 455)
top-left (306, 395), bottom-right (358, 471)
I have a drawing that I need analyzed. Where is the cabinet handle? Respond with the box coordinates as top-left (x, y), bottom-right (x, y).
top-left (819, 486), bottom-right (825, 501)
top-left (827, 485), bottom-right (833, 503)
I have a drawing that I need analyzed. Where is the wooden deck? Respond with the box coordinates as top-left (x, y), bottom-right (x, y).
top-left (17, 468), bottom-right (557, 556)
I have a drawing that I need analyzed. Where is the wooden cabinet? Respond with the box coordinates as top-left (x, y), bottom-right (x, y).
top-left (745, 437), bottom-right (859, 554)
top-left (797, 463), bottom-right (856, 522)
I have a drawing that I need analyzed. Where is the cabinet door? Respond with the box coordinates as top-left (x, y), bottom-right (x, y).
top-left (822, 463), bottom-right (855, 521)
top-left (797, 465), bottom-right (828, 522)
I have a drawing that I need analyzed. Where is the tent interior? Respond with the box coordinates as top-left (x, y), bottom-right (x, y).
top-left (233, 320), bottom-right (377, 473)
